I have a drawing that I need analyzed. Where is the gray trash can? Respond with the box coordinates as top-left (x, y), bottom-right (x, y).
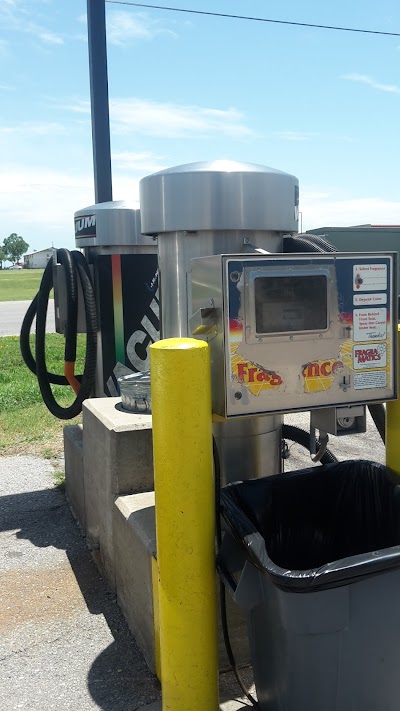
top-left (218, 460), bottom-right (400, 711)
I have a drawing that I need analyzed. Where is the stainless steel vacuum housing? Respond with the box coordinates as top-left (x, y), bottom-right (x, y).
top-left (139, 160), bottom-right (299, 484)
top-left (74, 200), bottom-right (155, 248)
top-left (139, 160), bottom-right (299, 235)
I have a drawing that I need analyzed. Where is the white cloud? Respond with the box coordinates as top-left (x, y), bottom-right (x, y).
top-left (111, 98), bottom-right (252, 138)
top-left (106, 10), bottom-right (177, 45)
top-left (343, 73), bottom-right (400, 94)
top-left (0, 166), bottom-right (143, 249)
top-left (38, 31), bottom-right (64, 46)
top-left (0, 121), bottom-right (67, 136)
top-left (301, 190), bottom-right (332, 201)
top-left (0, 168), bottom-right (94, 233)
top-left (275, 131), bottom-right (319, 141)
top-left (62, 99), bottom-right (90, 115)
top-left (301, 193), bottom-right (400, 231)
top-left (275, 131), bottom-right (352, 143)
top-left (1, 165), bottom-right (399, 253)
top-left (113, 151), bottom-right (167, 173)
top-left (63, 97), bottom-right (252, 138)
top-left (0, 0), bottom-right (64, 47)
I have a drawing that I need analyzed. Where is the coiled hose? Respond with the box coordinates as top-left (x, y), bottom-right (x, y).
top-left (283, 233), bottom-right (386, 443)
top-left (20, 249), bottom-right (97, 419)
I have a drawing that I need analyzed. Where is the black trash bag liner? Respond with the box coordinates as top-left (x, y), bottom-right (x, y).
top-left (221, 460), bottom-right (400, 575)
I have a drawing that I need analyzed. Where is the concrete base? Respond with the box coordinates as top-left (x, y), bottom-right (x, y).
top-left (113, 492), bottom-right (250, 674)
top-left (82, 398), bottom-right (154, 591)
top-left (63, 397), bottom-right (251, 680)
top-left (114, 492), bottom-right (157, 673)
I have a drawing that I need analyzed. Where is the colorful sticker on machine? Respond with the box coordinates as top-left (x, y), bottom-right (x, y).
top-left (353, 344), bottom-right (387, 370)
top-left (302, 359), bottom-right (344, 394)
top-left (230, 319), bottom-right (283, 395)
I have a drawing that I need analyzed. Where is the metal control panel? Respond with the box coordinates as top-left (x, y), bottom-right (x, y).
top-left (191, 252), bottom-right (397, 417)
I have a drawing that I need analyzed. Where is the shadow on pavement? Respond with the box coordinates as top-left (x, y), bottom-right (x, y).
top-left (1, 485), bottom-right (160, 711)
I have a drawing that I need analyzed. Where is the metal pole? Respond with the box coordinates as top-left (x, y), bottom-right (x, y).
top-left (150, 337), bottom-right (219, 711)
top-left (386, 325), bottom-right (400, 476)
top-left (87, 0), bottom-right (113, 203)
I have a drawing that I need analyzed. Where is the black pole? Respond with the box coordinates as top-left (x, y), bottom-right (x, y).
top-left (87, 0), bottom-right (113, 203)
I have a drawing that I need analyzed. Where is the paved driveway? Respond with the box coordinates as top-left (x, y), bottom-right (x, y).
top-left (0, 300), bottom-right (55, 337)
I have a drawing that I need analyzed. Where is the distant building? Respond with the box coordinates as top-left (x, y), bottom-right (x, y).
top-left (24, 248), bottom-right (56, 269)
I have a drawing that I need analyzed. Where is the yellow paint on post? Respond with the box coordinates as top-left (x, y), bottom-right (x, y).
top-left (151, 556), bottom-right (161, 681)
top-left (150, 338), bottom-right (218, 711)
top-left (387, 325), bottom-right (400, 476)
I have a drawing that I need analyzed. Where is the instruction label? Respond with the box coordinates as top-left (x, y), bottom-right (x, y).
top-left (354, 371), bottom-right (387, 390)
top-left (353, 344), bottom-right (386, 370)
top-left (353, 264), bottom-right (387, 292)
top-left (353, 293), bottom-right (387, 306)
top-left (353, 308), bottom-right (387, 342)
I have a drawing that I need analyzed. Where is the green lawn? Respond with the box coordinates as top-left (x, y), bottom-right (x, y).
top-left (0, 334), bottom-right (85, 457)
top-left (0, 268), bottom-right (51, 301)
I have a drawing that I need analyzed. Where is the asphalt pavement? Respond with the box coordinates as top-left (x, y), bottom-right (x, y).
top-left (0, 404), bottom-right (387, 710)
top-left (0, 455), bottom-right (255, 711)
top-left (0, 300), bottom-right (253, 708)
top-left (0, 300), bottom-right (55, 337)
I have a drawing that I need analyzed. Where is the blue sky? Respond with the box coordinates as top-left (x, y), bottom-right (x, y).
top-left (0, 0), bottom-right (399, 253)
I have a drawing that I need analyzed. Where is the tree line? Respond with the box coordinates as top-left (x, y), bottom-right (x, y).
top-left (0, 234), bottom-right (30, 267)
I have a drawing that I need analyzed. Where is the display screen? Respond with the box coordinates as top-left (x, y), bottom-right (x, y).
top-left (254, 274), bottom-right (327, 334)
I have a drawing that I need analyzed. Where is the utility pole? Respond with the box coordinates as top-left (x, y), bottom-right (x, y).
top-left (87, 0), bottom-right (113, 203)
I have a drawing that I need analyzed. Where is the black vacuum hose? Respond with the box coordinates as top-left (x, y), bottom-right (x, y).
top-left (284, 233), bottom-right (387, 444)
top-left (282, 424), bottom-right (338, 464)
top-left (367, 403), bottom-right (386, 442)
top-left (283, 235), bottom-right (325, 254)
top-left (20, 249), bottom-right (97, 419)
top-left (20, 292), bottom-right (75, 385)
top-left (213, 438), bottom-right (260, 709)
top-left (297, 232), bottom-right (337, 252)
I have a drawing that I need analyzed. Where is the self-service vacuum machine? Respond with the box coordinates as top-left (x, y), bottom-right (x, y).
top-left (139, 160), bottom-right (397, 483)
top-left (20, 200), bottom-right (159, 416)
top-left (139, 160), bottom-right (398, 711)
top-left (139, 160), bottom-right (301, 483)
top-left (73, 200), bottom-right (159, 396)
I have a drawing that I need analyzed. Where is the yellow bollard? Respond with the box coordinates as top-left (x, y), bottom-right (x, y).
top-left (150, 337), bottom-right (219, 711)
top-left (386, 325), bottom-right (400, 476)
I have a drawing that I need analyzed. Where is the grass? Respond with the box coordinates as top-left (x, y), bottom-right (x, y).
top-left (0, 268), bottom-right (52, 301)
top-left (0, 334), bottom-right (85, 458)
top-left (53, 468), bottom-right (66, 490)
